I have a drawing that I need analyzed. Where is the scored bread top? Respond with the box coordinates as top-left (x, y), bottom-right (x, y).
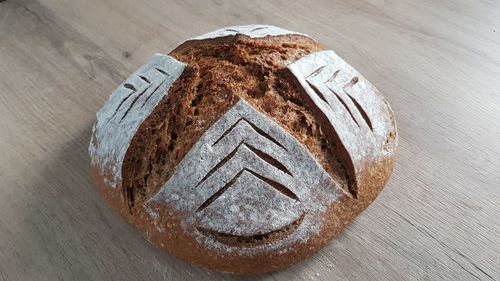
top-left (89, 25), bottom-right (397, 262)
top-left (89, 24), bottom-right (308, 189)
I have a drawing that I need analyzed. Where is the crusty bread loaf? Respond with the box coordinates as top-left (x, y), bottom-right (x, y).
top-left (89, 25), bottom-right (397, 274)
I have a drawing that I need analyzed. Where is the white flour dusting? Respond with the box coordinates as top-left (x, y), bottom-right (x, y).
top-left (189, 24), bottom-right (310, 41)
top-left (89, 54), bottom-right (186, 188)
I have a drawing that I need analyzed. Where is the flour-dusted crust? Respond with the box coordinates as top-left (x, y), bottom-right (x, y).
top-left (287, 50), bottom-right (397, 197)
top-left (147, 99), bottom-right (341, 253)
top-left (89, 54), bottom-right (186, 188)
top-left (89, 25), bottom-right (397, 274)
top-left (190, 24), bottom-right (309, 41)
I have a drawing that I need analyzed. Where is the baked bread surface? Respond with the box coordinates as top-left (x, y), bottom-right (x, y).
top-left (89, 25), bottom-right (397, 274)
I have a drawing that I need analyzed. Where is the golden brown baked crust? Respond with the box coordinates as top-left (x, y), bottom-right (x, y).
top-left (90, 26), bottom-right (397, 274)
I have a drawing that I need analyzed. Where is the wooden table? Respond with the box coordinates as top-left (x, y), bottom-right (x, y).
top-left (1, 0), bottom-right (499, 280)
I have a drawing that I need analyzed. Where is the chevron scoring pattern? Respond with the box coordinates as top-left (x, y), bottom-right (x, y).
top-left (192, 116), bottom-right (303, 238)
top-left (148, 99), bottom-right (341, 248)
top-left (288, 51), bottom-right (396, 197)
top-left (89, 54), bottom-right (186, 188)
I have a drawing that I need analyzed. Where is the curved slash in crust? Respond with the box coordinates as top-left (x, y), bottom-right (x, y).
top-left (196, 214), bottom-right (305, 247)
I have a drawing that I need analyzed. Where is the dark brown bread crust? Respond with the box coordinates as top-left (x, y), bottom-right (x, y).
top-left (91, 33), bottom-right (397, 274)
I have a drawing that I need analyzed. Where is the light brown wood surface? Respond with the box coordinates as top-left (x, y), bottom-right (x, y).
top-left (1, 0), bottom-right (499, 280)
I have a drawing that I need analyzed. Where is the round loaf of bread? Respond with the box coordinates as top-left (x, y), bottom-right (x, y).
top-left (89, 25), bottom-right (397, 274)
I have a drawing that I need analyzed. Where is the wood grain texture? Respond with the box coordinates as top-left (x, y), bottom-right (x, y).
top-left (0, 0), bottom-right (499, 280)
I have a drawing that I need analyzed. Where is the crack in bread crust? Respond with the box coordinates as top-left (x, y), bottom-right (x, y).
top-left (121, 34), bottom-right (354, 213)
